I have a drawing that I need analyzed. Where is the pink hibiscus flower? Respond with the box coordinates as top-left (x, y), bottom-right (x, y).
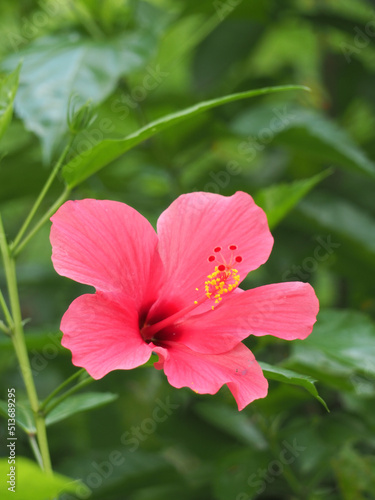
top-left (50, 191), bottom-right (319, 410)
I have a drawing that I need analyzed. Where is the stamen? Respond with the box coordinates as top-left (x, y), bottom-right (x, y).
top-left (203, 244), bottom-right (243, 308)
top-left (142, 244), bottom-right (244, 340)
top-left (204, 265), bottom-right (240, 307)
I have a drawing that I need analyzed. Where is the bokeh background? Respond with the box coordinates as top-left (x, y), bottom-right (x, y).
top-left (1, 1), bottom-right (375, 499)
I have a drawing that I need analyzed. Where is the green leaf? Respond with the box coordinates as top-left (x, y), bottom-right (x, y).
top-left (62, 85), bottom-right (309, 188)
top-left (291, 309), bottom-right (375, 380)
top-left (297, 191), bottom-right (375, 271)
top-left (192, 19), bottom-right (263, 92)
top-left (45, 391), bottom-right (118, 426)
top-left (280, 413), bottom-right (368, 482)
top-left (0, 456), bottom-right (89, 499)
top-left (332, 445), bottom-right (375, 500)
top-left (194, 402), bottom-right (268, 449)
top-left (0, 400), bottom-right (36, 434)
top-left (2, 31), bottom-right (156, 162)
top-left (259, 362), bottom-right (329, 411)
top-left (0, 330), bottom-right (63, 352)
top-left (231, 105), bottom-right (375, 178)
top-left (63, 449), bottom-right (175, 497)
top-left (213, 448), bottom-right (273, 500)
top-left (254, 169), bottom-right (331, 229)
top-left (0, 64), bottom-right (20, 142)
top-left (0, 123), bottom-right (46, 203)
top-left (250, 20), bottom-right (319, 81)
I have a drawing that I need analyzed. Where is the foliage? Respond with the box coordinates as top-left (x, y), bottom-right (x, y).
top-left (1, 1), bottom-right (375, 499)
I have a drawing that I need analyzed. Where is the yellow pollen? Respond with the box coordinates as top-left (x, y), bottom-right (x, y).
top-left (203, 266), bottom-right (240, 308)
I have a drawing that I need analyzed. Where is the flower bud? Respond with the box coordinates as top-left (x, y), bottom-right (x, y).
top-left (67, 94), bottom-right (96, 134)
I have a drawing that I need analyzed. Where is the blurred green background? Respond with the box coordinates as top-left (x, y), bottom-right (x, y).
top-left (1, 0), bottom-right (375, 499)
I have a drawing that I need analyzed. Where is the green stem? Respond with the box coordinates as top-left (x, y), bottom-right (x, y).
top-left (40, 368), bottom-right (87, 411)
top-left (28, 434), bottom-right (44, 469)
top-left (13, 186), bottom-right (71, 257)
top-left (278, 457), bottom-right (302, 496)
top-left (44, 377), bottom-right (94, 415)
top-left (0, 215), bottom-right (52, 473)
top-left (11, 139), bottom-right (74, 254)
top-left (258, 415), bottom-right (303, 496)
top-left (0, 319), bottom-right (10, 335)
top-left (0, 287), bottom-right (13, 328)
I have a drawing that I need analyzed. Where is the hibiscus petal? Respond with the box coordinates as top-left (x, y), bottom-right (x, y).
top-left (61, 292), bottom-right (152, 379)
top-left (155, 191), bottom-right (273, 308)
top-left (175, 282), bottom-right (319, 354)
top-left (151, 342), bottom-right (268, 410)
top-left (50, 199), bottom-right (162, 305)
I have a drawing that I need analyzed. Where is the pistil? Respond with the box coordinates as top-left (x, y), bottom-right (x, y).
top-left (141, 295), bottom-right (207, 340)
top-left (141, 244), bottom-right (243, 341)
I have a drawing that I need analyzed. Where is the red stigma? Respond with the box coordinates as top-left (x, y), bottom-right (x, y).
top-left (207, 244), bottom-right (243, 271)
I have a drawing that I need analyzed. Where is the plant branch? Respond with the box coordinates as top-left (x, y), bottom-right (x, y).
top-left (258, 414), bottom-right (303, 497)
top-left (0, 320), bottom-right (10, 335)
top-left (0, 215), bottom-right (52, 473)
top-left (44, 377), bottom-right (94, 416)
top-left (0, 287), bottom-right (13, 329)
top-left (13, 186), bottom-right (71, 257)
top-left (11, 139), bottom-right (74, 255)
top-left (28, 434), bottom-right (44, 469)
top-left (40, 368), bottom-right (87, 411)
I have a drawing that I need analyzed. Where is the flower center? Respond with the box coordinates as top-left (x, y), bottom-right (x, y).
top-left (141, 244), bottom-right (242, 340)
top-left (204, 265), bottom-right (240, 306)
top-left (198, 245), bottom-right (242, 308)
